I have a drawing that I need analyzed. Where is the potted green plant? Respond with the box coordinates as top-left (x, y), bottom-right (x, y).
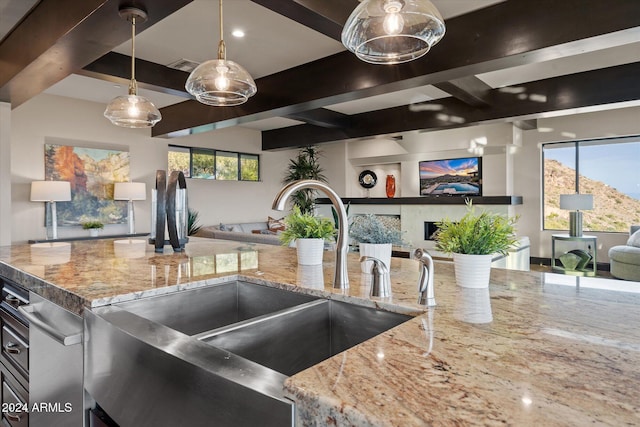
top-left (349, 214), bottom-right (403, 273)
top-left (282, 146), bottom-right (327, 215)
top-left (434, 201), bottom-right (518, 288)
top-left (280, 206), bottom-right (335, 265)
top-left (82, 220), bottom-right (104, 237)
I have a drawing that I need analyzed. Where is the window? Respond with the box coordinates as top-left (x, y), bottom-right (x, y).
top-left (167, 146), bottom-right (190, 178)
top-left (542, 136), bottom-right (640, 233)
top-left (168, 145), bottom-right (259, 182)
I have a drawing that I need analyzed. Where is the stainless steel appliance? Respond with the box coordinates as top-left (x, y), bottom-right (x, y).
top-left (18, 293), bottom-right (84, 427)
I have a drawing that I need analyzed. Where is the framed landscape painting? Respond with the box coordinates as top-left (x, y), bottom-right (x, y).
top-left (44, 144), bottom-right (130, 226)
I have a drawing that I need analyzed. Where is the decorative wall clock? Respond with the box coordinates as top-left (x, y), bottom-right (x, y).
top-left (359, 170), bottom-right (377, 188)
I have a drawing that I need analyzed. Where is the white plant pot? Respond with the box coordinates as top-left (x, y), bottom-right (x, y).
top-left (359, 243), bottom-right (392, 273)
top-left (453, 253), bottom-right (493, 288)
top-left (89, 229), bottom-right (100, 237)
top-left (296, 238), bottom-right (325, 266)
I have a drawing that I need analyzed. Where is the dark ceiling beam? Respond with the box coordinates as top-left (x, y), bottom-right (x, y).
top-left (434, 76), bottom-right (493, 107)
top-left (513, 120), bottom-right (538, 131)
top-left (250, 0), bottom-right (357, 41)
top-left (0, 0), bottom-right (194, 107)
top-left (262, 62), bottom-right (640, 150)
top-left (153, 0), bottom-right (640, 138)
top-left (80, 52), bottom-right (192, 98)
top-left (284, 108), bottom-right (351, 128)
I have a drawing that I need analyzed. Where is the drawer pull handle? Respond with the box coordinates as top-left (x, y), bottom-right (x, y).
top-left (4, 342), bottom-right (21, 354)
top-left (6, 412), bottom-right (22, 422)
top-left (4, 295), bottom-right (21, 309)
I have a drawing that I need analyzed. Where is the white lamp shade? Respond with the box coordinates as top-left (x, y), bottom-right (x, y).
top-left (560, 194), bottom-right (594, 210)
top-left (114, 182), bottom-right (147, 201)
top-left (30, 181), bottom-right (71, 202)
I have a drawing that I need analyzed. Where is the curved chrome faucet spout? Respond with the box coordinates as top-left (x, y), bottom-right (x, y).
top-left (272, 180), bottom-right (349, 289)
top-left (414, 248), bottom-right (436, 306)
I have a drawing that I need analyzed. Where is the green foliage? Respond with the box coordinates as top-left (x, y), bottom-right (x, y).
top-left (349, 214), bottom-right (403, 245)
top-left (168, 150), bottom-right (190, 177)
top-left (81, 220), bottom-right (104, 230)
top-left (283, 146), bottom-right (327, 215)
top-left (240, 155), bottom-right (259, 181)
top-left (216, 153), bottom-right (239, 180)
top-left (279, 206), bottom-right (336, 245)
top-left (331, 202), bottom-right (350, 230)
top-left (188, 208), bottom-right (202, 236)
top-left (434, 201), bottom-right (518, 256)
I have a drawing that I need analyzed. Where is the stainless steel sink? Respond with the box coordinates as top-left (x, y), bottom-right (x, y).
top-left (86, 280), bottom-right (412, 427)
top-left (115, 280), bottom-right (317, 335)
top-left (196, 299), bottom-right (411, 376)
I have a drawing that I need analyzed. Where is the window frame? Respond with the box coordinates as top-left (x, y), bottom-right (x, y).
top-left (168, 144), bottom-right (260, 182)
top-left (541, 135), bottom-right (640, 233)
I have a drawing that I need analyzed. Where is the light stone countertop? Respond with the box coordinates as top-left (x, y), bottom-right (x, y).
top-left (1, 237), bottom-right (639, 426)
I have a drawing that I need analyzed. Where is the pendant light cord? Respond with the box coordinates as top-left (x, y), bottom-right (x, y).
top-left (217, 0), bottom-right (226, 60)
top-left (129, 15), bottom-right (137, 95)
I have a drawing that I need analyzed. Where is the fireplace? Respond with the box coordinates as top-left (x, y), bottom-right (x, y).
top-left (424, 221), bottom-right (440, 241)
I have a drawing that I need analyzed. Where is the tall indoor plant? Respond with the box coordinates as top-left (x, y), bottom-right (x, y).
top-left (349, 214), bottom-right (403, 273)
top-left (434, 201), bottom-right (518, 288)
top-left (280, 206), bottom-right (335, 265)
top-left (283, 146), bottom-right (327, 215)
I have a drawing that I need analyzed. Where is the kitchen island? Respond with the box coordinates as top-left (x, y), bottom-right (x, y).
top-left (0, 238), bottom-right (639, 426)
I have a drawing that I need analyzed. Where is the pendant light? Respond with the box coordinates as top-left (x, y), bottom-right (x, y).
top-left (185, 0), bottom-right (257, 106)
top-left (341, 0), bottom-right (446, 65)
top-left (104, 7), bottom-right (162, 128)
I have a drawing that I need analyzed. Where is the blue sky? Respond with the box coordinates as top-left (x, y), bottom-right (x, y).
top-left (546, 142), bottom-right (640, 198)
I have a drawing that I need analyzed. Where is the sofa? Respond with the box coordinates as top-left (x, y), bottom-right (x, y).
top-left (608, 226), bottom-right (640, 281)
top-left (195, 219), bottom-right (284, 246)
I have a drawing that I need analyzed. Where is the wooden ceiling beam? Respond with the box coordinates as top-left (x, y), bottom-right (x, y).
top-left (80, 52), bottom-right (192, 98)
top-left (434, 76), bottom-right (493, 107)
top-left (0, 0), bottom-right (194, 107)
top-left (262, 62), bottom-right (640, 150)
top-left (284, 108), bottom-right (351, 128)
top-left (153, 0), bottom-right (640, 137)
top-left (250, 0), bottom-right (357, 41)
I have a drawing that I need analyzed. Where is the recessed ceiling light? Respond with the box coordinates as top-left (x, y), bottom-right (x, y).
top-left (232, 29), bottom-right (245, 38)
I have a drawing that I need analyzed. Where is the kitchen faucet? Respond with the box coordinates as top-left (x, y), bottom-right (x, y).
top-left (414, 248), bottom-right (436, 306)
top-left (272, 180), bottom-right (349, 289)
top-left (360, 256), bottom-right (391, 297)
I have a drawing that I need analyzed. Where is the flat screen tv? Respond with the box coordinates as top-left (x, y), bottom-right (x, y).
top-left (419, 157), bottom-right (482, 196)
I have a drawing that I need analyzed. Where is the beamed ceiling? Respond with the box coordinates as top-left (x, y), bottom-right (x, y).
top-left (1, 0), bottom-right (640, 150)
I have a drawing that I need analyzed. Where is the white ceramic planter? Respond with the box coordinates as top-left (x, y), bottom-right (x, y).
top-left (89, 229), bottom-right (100, 237)
top-left (296, 238), bottom-right (325, 265)
top-left (453, 253), bottom-right (493, 288)
top-left (359, 243), bottom-right (392, 273)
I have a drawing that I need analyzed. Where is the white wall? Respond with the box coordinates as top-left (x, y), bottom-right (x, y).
top-left (0, 103), bottom-right (11, 245)
top-left (10, 93), bottom-right (297, 243)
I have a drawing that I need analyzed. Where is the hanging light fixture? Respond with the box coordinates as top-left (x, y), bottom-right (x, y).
top-left (341, 0), bottom-right (446, 65)
top-left (104, 7), bottom-right (162, 128)
top-left (185, 0), bottom-right (257, 106)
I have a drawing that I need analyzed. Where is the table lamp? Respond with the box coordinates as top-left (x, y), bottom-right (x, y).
top-left (30, 181), bottom-right (71, 240)
top-left (114, 182), bottom-right (146, 235)
top-left (560, 193), bottom-right (593, 237)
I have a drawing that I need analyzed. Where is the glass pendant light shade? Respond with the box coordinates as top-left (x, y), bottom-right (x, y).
top-left (341, 0), bottom-right (446, 65)
top-left (104, 7), bottom-right (162, 128)
top-left (104, 93), bottom-right (161, 128)
top-left (185, 59), bottom-right (256, 106)
top-left (186, 0), bottom-right (256, 106)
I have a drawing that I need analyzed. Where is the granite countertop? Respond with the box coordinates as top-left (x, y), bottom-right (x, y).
top-left (0, 237), bottom-right (639, 426)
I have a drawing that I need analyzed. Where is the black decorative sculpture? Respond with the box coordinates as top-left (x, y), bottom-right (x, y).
top-left (149, 170), bottom-right (188, 253)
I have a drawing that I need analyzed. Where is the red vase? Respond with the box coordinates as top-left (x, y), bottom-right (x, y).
top-left (385, 175), bottom-right (396, 198)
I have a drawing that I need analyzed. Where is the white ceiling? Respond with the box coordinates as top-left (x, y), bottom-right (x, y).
top-left (35, 0), bottom-right (640, 132)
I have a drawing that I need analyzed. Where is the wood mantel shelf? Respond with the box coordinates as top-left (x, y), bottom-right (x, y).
top-left (316, 196), bottom-right (523, 205)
